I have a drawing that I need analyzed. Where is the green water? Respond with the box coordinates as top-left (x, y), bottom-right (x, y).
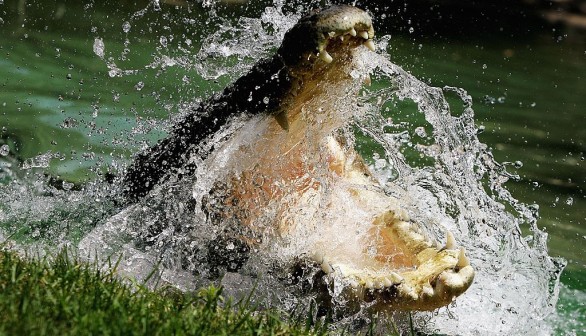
top-left (1, 0), bottom-right (584, 333)
top-left (390, 37), bottom-right (585, 332)
top-left (388, 36), bottom-right (585, 271)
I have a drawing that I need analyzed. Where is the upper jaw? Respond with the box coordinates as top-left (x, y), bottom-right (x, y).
top-left (277, 5), bottom-right (375, 68)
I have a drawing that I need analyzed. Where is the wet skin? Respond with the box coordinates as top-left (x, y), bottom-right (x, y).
top-left (122, 5), bottom-right (474, 311)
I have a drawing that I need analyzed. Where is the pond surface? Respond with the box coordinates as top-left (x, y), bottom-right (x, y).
top-left (0, 1), bottom-right (584, 334)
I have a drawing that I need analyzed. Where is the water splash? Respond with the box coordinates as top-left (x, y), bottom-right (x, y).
top-left (194, 6), bottom-right (299, 80)
top-left (0, 2), bottom-right (564, 335)
top-left (354, 50), bottom-right (563, 335)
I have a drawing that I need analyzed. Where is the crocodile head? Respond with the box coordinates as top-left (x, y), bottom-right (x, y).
top-left (203, 5), bottom-right (475, 312)
top-left (119, 4), bottom-right (475, 313)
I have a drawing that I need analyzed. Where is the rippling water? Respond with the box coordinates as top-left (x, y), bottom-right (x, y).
top-left (0, 1), bottom-right (584, 334)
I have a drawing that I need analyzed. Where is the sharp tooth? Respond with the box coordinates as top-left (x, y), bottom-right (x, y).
top-left (364, 39), bottom-right (375, 51)
top-left (365, 279), bottom-right (374, 289)
top-left (374, 280), bottom-right (384, 289)
top-left (389, 271), bottom-right (404, 284)
top-left (321, 261), bottom-right (333, 274)
top-left (328, 31), bottom-right (336, 37)
top-left (457, 247), bottom-right (470, 268)
top-left (339, 35), bottom-right (345, 42)
top-left (319, 50), bottom-right (333, 63)
top-left (273, 111), bottom-right (289, 131)
top-left (382, 277), bottom-right (394, 287)
top-left (422, 283), bottom-right (434, 297)
top-left (399, 284), bottom-right (419, 301)
top-left (445, 230), bottom-right (457, 250)
top-left (437, 272), bottom-right (464, 290)
top-left (359, 31), bottom-right (369, 39)
top-left (312, 252), bottom-right (324, 264)
top-left (349, 28), bottom-right (357, 36)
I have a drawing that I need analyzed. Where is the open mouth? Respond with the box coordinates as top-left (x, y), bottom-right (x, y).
top-left (278, 5), bottom-right (376, 68)
top-left (118, 3), bottom-right (475, 313)
top-left (318, 227), bottom-right (475, 311)
top-left (311, 138), bottom-right (475, 311)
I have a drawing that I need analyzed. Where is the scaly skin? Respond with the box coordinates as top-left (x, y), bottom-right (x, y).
top-left (124, 5), bottom-right (474, 311)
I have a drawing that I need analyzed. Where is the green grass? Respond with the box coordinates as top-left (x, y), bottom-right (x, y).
top-left (0, 248), bottom-right (328, 336)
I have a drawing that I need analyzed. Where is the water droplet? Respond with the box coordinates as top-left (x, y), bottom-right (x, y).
top-left (552, 196), bottom-right (559, 207)
top-left (122, 21), bottom-right (131, 33)
top-left (513, 161), bottom-right (523, 168)
top-left (60, 117), bottom-right (78, 129)
top-left (135, 81), bottom-right (144, 91)
top-left (108, 69), bottom-right (121, 78)
top-left (160, 36), bottom-right (168, 48)
top-left (528, 203), bottom-right (539, 213)
top-left (482, 64), bottom-right (487, 69)
top-left (408, 27), bottom-right (414, 34)
top-left (565, 197), bottom-right (574, 206)
top-left (22, 152), bottom-right (53, 169)
top-left (0, 144), bottom-right (9, 156)
top-left (93, 38), bottom-right (105, 58)
top-left (414, 126), bottom-right (427, 138)
top-left (263, 97), bottom-right (270, 105)
top-left (374, 159), bottom-right (387, 170)
top-left (483, 95), bottom-right (496, 105)
top-left (66, 73), bottom-right (72, 80)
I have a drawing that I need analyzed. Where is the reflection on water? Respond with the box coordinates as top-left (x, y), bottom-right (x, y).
top-left (0, 0), bottom-right (584, 334)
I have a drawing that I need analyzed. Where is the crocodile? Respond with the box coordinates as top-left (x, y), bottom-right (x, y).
top-left (120, 5), bottom-right (474, 311)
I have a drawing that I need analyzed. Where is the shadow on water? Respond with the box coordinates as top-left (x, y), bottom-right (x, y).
top-left (0, 0), bottom-right (584, 334)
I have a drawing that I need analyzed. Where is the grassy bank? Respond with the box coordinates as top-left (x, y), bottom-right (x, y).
top-left (0, 248), bottom-right (326, 336)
